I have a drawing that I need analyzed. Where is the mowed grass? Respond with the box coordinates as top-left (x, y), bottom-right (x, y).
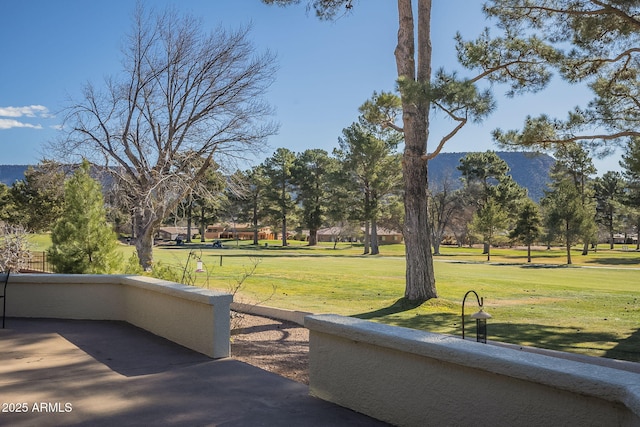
top-left (29, 235), bottom-right (640, 362)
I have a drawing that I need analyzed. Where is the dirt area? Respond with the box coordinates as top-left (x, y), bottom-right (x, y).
top-left (230, 312), bottom-right (310, 384)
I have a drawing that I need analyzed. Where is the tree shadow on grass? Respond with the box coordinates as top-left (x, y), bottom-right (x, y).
top-left (586, 257), bottom-right (640, 266)
top-left (606, 327), bottom-right (640, 363)
top-left (353, 298), bottom-right (426, 320)
top-left (361, 312), bottom-right (640, 364)
top-left (487, 322), bottom-right (617, 354)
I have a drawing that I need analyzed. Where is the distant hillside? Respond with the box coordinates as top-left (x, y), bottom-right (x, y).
top-left (1, 152), bottom-right (555, 202)
top-left (428, 152), bottom-right (555, 202)
top-left (0, 165), bottom-right (29, 186)
top-left (0, 164), bottom-right (114, 188)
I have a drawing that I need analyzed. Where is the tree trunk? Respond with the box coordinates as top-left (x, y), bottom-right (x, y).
top-left (371, 218), bottom-right (379, 255)
top-left (566, 222), bottom-right (572, 265)
top-left (252, 203), bottom-right (259, 245)
top-left (527, 243), bottom-right (532, 263)
top-left (186, 200), bottom-right (192, 243)
top-left (130, 211), bottom-right (136, 242)
top-left (610, 229), bottom-right (614, 250)
top-left (427, 224), bottom-right (444, 255)
top-left (396, 0), bottom-right (436, 301)
top-left (309, 228), bottom-right (318, 246)
top-left (281, 216), bottom-right (287, 246)
top-left (582, 241), bottom-right (588, 256)
top-left (431, 236), bottom-right (440, 255)
top-left (133, 209), bottom-right (158, 271)
top-left (199, 205), bottom-right (206, 243)
top-left (363, 220), bottom-right (370, 255)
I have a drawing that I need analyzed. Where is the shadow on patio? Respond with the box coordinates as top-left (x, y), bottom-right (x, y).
top-left (0, 318), bottom-right (388, 426)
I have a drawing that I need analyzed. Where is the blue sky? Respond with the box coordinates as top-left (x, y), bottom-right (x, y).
top-left (0, 0), bottom-right (620, 173)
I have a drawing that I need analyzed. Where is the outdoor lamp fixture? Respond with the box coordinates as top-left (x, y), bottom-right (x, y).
top-left (461, 290), bottom-right (492, 343)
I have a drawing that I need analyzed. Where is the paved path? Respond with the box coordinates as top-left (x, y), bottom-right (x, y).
top-left (0, 318), bottom-right (388, 426)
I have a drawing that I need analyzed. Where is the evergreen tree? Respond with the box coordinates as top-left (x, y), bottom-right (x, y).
top-left (0, 184), bottom-right (15, 223)
top-left (620, 138), bottom-right (640, 249)
top-left (486, 2), bottom-right (640, 155)
top-left (542, 178), bottom-right (591, 265)
top-left (48, 160), bottom-right (121, 274)
top-left (469, 199), bottom-right (509, 261)
top-left (227, 167), bottom-right (271, 245)
top-left (458, 151), bottom-right (527, 258)
top-left (552, 143), bottom-right (598, 255)
top-left (292, 149), bottom-right (338, 246)
top-left (335, 119), bottom-right (402, 255)
top-left (509, 199), bottom-right (543, 263)
top-left (594, 171), bottom-right (625, 249)
top-left (9, 161), bottom-right (65, 232)
top-left (262, 148), bottom-right (297, 247)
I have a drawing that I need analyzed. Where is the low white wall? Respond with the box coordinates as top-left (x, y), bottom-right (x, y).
top-left (306, 314), bottom-right (640, 427)
top-left (6, 274), bottom-right (232, 358)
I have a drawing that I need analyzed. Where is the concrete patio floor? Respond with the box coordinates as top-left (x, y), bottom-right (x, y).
top-left (0, 318), bottom-right (389, 426)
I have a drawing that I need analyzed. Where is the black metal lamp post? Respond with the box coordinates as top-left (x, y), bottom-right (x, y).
top-left (462, 290), bottom-right (492, 343)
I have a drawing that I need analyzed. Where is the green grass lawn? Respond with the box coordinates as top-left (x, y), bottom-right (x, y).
top-left (31, 235), bottom-right (640, 363)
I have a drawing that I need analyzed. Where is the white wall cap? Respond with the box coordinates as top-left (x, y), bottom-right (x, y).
top-left (305, 313), bottom-right (640, 416)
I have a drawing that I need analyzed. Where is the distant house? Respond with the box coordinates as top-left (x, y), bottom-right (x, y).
top-left (610, 233), bottom-right (638, 245)
top-left (204, 223), bottom-right (274, 241)
top-left (376, 227), bottom-right (404, 243)
top-left (204, 224), bottom-right (226, 240)
top-left (156, 227), bottom-right (189, 241)
top-left (317, 226), bottom-right (357, 243)
top-left (316, 226), bottom-right (403, 244)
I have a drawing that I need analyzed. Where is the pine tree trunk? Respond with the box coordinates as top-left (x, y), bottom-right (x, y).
top-left (371, 218), bottom-right (379, 255)
top-left (609, 230), bottom-right (614, 250)
top-left (566, 222), bottom-right (572, 265)
top-left (252, 201), bottom-right (259, 245)
top-left (396, 0), bottom-right (436, 301)
top-left (309, 229), bottom-right (318, 246)
top-left (363, 220), bottom-right (370, 255)
top-left (281, 216), bottom-right (287, 247)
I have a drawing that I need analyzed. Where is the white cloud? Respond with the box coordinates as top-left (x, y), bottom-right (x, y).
top-left (0, 105), bottom-right (50, 118)
top-left (0, 119), bottom-right (43, 130)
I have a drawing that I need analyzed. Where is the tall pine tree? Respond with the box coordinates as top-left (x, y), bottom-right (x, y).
top-left (48, 160), bottom-right (121, 274)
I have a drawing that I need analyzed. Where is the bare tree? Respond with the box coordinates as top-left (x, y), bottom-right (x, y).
top-left (57, 5), bottom-right (277, 270)
top-left (428, 173), bottom-right (462, 255)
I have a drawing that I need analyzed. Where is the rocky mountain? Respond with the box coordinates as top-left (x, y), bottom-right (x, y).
top-left (428, 152), bottom-right (555, 202)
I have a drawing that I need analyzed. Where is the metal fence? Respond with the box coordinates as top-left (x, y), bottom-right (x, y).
top-left (25, 251), bottom-right (53, 273)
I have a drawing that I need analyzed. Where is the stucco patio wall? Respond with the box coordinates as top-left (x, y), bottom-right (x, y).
top-left (306, 314), bottom-right (640, 427)
top-left (5, 274), bottom-right (232, 358)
